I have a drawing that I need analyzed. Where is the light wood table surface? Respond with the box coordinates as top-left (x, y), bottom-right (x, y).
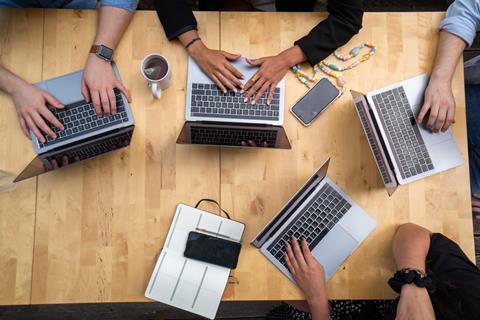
top-left (220, 12), bottom-right (474, 300)
top-left (0, 9), bottom-right (42, 305)
top-left (0, 10), bottom-right (474, 304)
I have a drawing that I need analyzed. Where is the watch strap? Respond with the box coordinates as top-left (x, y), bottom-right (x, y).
top-left (89, 44), bottom-right (113, 61)
top-left (89, 45), bottom-right (99, 54)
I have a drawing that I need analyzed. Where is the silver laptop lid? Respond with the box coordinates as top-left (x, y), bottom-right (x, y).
top-left (350, 90), bottom-right (398, 195)
top-left (176, 121), bottom-right (291, 149)
top-left (251, 158), bottom-right (330, 248)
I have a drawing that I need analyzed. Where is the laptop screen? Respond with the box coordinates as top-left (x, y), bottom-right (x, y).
top-left (177, 122), bottom-right (291, 149)
top-left (14, 127), bottom-right (133, 182)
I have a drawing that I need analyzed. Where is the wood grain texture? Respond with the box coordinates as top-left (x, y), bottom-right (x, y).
top-left (0, 9), bottom-right (43, 305)
top-left (219, 12), bottom-right (474, 300)
top-left (0, 10), bottom-right (474, 305)
top-left (31, 10), bottom-right (220, 303)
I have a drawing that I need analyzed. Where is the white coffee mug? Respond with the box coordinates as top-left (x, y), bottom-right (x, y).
top-left (140, 53), bottom-right (173, 99)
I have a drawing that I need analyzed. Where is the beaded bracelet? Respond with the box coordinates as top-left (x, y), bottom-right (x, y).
top-left (292, 42), bottom-right (377, 95)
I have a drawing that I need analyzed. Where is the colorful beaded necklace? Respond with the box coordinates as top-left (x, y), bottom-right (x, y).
top-left (292, 42), bottom-right (377, 95)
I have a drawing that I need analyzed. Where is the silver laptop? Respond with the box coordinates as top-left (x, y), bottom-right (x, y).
top-left (14, 65), bottom-right (134, 182)
top-left (251, 159), bottom-right (376, 282)
top-left (185, 56), bottom-right (285, 125)
top-left (176, 121), bottom-right (291, 149)
top-left (351, 74), bottom-right (463, 195)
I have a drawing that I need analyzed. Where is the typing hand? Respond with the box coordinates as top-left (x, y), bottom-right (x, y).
top-left (240, 140), bottom-right (269, 148)
top-left (188, 41), bottom-right (244, 93)
top-left (49, 155), bottom-right (80, 169)
top-left (396, 284), bottom-right (435, 320)
top-left (285, 238), bottom-right (327, 303)
top-left (242, 54), bottom-right (289, 105)
top-left (11, 80), bottom-right (64, 143)
top-left (417, 77), bottom-right (455, 132)
top-left (82, 54), bottom-right (131, 116)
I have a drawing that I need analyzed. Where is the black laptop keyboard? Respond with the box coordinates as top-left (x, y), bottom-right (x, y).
top-left (40, 89), bottom-right (129, 148)
top-left (372, 87), bottom-right (434, 179)
top-left (267, 183), bottom-right (352, 268)
top-left (190, 83), bottom-right (281, 121)
top-left (45, 131), bottom-right (132, 165)
top-left (190, 126), bottom-right (277, 147)
top-left (354, 99), bottom-right (393, 185)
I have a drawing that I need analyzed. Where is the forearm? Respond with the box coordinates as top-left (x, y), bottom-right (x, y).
top-left (393, 223), bottom-right (432, 271)
top-left (93, 6), bottom-right (133, 50)
top-left (308, 297), bottom-right (330, 320)
top-left (0, 66), bottom-right (27, 95)
top-left (430, 30), bottom-right (467, 84)
top-left (279, 45), bottom-right (308, 67)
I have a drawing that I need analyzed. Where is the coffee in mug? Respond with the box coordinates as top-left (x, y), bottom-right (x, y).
top-left (140, 53), bottom-right (172, 99)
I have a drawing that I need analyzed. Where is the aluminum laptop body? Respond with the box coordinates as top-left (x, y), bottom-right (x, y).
top-left (14, 66), bottom-right (134, 182)
top-left (251, 159), bottom-right (377, 282)
top-left (351, 74), bottom-right (463, 193)
top-left (186, 56), bottom-right (286, 126)
top-left (176, 121), bottom-right (291, 149)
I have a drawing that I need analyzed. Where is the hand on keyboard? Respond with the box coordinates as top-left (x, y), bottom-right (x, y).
top-left (417, 76), bottom-right (456, 132)
top-left (11, 80), bottom-right (65, 143)
top-left (285, 238), bottom-right (329, 317)
top-left (187, 40), bottom-right (244, 93)
top-left (82, 54), bottom-right (132, 116)
top-left (240, 140), bottom-right (269, 148)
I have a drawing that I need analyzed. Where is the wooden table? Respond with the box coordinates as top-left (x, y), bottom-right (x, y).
top-left (0, 10), bottom-right (474, 304)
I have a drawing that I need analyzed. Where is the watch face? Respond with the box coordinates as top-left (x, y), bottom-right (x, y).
top-left (98, 45), bottom-right (113, 60)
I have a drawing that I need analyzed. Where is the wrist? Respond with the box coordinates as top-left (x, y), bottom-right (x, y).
top-left (280, 45), bottom-right (307, 68)
top-left (430, 69), bottom-right (453, 86)
top-left (88, 52), bottom-right (111, 64)
top-left (4, 74), bottom-right (28, 95)
top-left (188, 40), bottom-right (207, 58)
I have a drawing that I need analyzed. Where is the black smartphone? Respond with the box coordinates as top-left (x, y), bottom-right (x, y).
top-left (290, 78), bottom-right (341, 126)
top-left (184, 231), bottom-right (242, 269)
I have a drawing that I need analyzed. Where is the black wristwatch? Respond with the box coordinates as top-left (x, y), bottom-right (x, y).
top-left (388, 268), bottom-right (435, 293)
top-left (89, 44), bottom-right (114, 62)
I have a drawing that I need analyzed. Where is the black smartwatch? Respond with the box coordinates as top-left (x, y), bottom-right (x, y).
top-left (89, 44), bottom-right (114, 62)
top-left (388, 268), bottom-right (435, 293)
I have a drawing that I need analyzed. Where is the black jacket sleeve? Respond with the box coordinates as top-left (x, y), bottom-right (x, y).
top-left (294, 0), bottom-right (363, 66)
top-left (154, 0), bottom-right (198, 40)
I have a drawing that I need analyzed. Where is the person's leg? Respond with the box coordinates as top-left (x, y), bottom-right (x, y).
top-left (465, 84), bottom-right (480, 216)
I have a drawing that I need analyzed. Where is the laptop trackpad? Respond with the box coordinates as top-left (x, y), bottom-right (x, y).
top-left (311, 225), bottom-right (358, 280)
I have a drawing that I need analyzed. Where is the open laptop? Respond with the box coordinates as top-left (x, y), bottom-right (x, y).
top-left (14, 65), bottom-right (134, 182)
top-left (177, 57), bottom-right (291, 149)
top-left (251, 159), bottom-right (376, 282)
top-left (350, 74), bottom-right (463, 195)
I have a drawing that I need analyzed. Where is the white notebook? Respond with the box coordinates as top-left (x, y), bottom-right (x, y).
top-left (145, 204), bottom-right (245, 319)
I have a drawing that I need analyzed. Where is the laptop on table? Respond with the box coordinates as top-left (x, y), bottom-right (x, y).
top-left (251, 158), bottom-right (377, 282)
top-left (350, 74), bottom-right (463, 195)
top-left (176, 57), bottom-right (291, 149)
top-left (14, 65), bottom-right (135, 182)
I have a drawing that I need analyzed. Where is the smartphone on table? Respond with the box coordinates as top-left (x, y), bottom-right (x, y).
top-left (184, 231), bottom-right (242, 269)
top-left (290, 78), bottom-right (341, 126)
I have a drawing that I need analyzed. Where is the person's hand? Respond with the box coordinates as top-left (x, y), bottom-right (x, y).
top-left (82, 54), bottom-right (131, 116)
top-left (417, 77), bottom-right (455, 132)
top-left (240, 140), bottom-right (268, 148)
top-left (11, 81), bottom-right (64, 143)
top-left (242, 54), bottom-right (289, 105)
top-left (396, 284), bottom-right (435, 320)
top-left (188, 41), bottom-right (244, 93)
top-left (285, 238), bottom-right (327, 302)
